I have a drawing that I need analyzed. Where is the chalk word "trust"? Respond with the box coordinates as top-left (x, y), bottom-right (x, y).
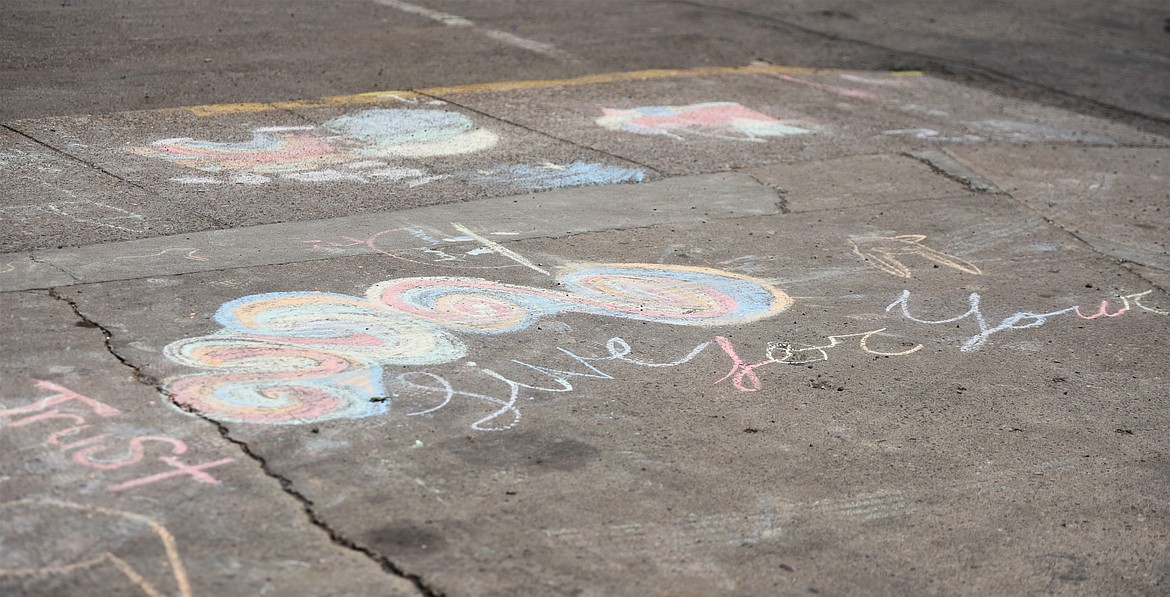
top-left (0, 380), bottom-right (236, 492)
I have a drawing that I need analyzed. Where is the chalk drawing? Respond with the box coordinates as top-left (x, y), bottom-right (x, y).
top-left (850, 234), bottom-right (982, 278)
top-left (0, 262), bottom-right (14, 274)
top-left (886, 289), bottom-right (1167, 352)
top-left (882, 128), bottom-right (986, 142)
top-left (474, 161), bottom-right (645, 190)
top-left (162, 264), bottom-right (792, 424)
top-left (595, 102), bottom-right (813, 141)
top-left (392, 336), bottom-right (712, 430)
top-left (0, 200), bottom-right (148, 233)
top-left (135, 108), bottom-right (496, 185)
top-left (882, 121), bottom-right (1116, 144)
top-left (714, 330), bottom-right (923, 392)
top-left (448, 222), bottom-right (549, 274)
top-left (304, 224), bottom-right (538, 270)
top-left (113, 248), bottom-right (208, 262)
top-left (0, 499), bottom-right (191, 597)
top-left (0, 380), bottom-right (235, 492)
top-left (774, 73), bottom-right (877, 99)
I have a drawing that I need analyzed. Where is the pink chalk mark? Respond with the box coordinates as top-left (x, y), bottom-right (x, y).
top-left (1074, 300), bottom-right (1128, 320)
top-left (713, 336), bottom-right (778, 392)
top-left (107, 456), bottom-right (236, 492)
top-left (8, 410), bottom-right (87, 428)
top-left (0, 380), bottom-right (122, 418)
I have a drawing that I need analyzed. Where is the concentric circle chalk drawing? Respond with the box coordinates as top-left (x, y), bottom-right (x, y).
top-left (849, 234), bottom-right (982, 278)
top-left (132, 108), bottom-right (498, 185)
top-left (594, 102), bottom-right (813, 141)
top-left (0, 499), bottom-right (191, 597)
top-left (161, 263), bottom-right (792, 425)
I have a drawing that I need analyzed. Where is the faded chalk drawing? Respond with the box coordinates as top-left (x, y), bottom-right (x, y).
top-left (134, 108), bottom-right (497, 185)
top-left (0, 200), bottom-right (148, 233)
top-left (882, 121), bottom-right (1116, 145)
top-left (304, 224), bottom-right (539, 271)
top-left (474, 161), bottom-right (645, 190)
top-left (595, 102), bottom-right (812, 141)
top-left (162, 264), bottom-right (792, 425)
top-left (850, 234), bottom-right (982, 278)
top-left (0, 499), bottom-right (191, 597)
top-left (113, 248), bottom-right (208, 262)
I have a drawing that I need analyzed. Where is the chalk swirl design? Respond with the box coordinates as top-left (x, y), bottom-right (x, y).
top-left (163, 264), bottom-right (791, 424)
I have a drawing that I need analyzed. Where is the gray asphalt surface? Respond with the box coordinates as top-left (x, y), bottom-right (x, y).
top-left (3, 0), bottom-right (1168, 132)
top-left (2, 3), bottom-right (1170, 596)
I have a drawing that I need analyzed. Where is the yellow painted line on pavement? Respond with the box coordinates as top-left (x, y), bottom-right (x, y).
top-left (183, 65), bottom-right (923, 117)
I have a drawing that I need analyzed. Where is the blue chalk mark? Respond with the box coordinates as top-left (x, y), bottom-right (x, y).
top-left (476, 161), bottom-right (645, 190)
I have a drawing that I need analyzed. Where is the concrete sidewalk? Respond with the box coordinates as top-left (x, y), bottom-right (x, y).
top-left (2, 67), bottom-right (1168, 596)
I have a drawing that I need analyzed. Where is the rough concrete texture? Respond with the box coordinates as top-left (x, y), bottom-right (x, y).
top-left (58, 191), bottom-right (1170, 596)
top-left (0, 292), bottom-right (420, 596)
top-left (3, 64), bottom-right (1170, 596)
top-left (948, 146), bottom-right (1170, 284)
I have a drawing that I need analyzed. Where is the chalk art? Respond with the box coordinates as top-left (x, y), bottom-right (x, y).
top-left (135, 108), bottom-right (497, 185)
top-left (0, 380), bottom-right (235, 492)
top-left (850, 234), bottom-right (982, 278)
top-left (887, 289), bottom-right (1168, 352)
top-left (113, 248), bottom-right (208, 262)
top-left (882, 120), bottom-right (1116, 145)
top-left (595, 102), bottom-right (812, 141)
top-left (304, 224), bottom-right (534, 271)
top-left (162, 264), bottom-right (792, 424)
top-left (0, 199), bottom-right (148, 233)
top-left (474, 161), bottom-right (645, 190)
top-left (0, 499), bottom-right (191, 597)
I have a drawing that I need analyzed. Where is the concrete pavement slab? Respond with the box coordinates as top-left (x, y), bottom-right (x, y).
top-left (948, 146), bottom-right (1170, 286)
top-left (0, 128), bottom-right (220, 253)
top-left (6, 172), bottom-right (775, 291)
top-left (438, 70), bottom-right (1164, 176)
top-left (52, 185), bottom-right (1170, 595)
top-left (10, 101), bottom-right (650, 231)
top-left (0, 291), bottom-right (420, 596)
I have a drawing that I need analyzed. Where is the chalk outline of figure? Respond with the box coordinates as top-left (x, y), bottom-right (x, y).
top-left (849, 234), bottom-right (982, 278)
top-left (0, 498), bottom-right (191, 597)
top-left (594, 102), bottom-right (813, 142)
top-left (132, 108), bottom-right (499, 176)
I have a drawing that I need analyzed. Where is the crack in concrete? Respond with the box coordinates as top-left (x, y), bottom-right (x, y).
top-left (902, 150), bottom-right (1003, 194)
top-left (28, 252), bottom-right (82, 283)
top-left (742, 170), bottom-right (790, 214)
top-left (414, 90), bottom-right (668, 178)
top-left (43, 287), bottom-right (443, 597)
top-left (1, 123), bottom-right (233, 229)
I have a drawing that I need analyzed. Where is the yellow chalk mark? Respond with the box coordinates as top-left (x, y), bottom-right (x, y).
top-left (182, 65), bottom-right (921, 116)
top-left (851, 234), bottom-right (982, 278)
top-left (0, 499), bottom-right (192, 597)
